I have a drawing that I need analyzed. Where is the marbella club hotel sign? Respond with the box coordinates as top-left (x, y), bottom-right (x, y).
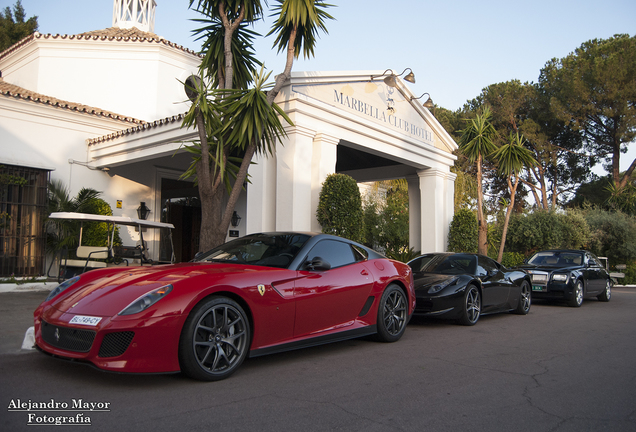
top-left (291, 80), bottom-right (435, 146)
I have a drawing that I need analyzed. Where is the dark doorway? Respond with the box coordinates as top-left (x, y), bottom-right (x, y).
top-left (161, 178), bottom-right (200, 263)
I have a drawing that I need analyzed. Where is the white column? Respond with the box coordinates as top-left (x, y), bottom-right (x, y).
top-left (276, 125), bottom-right (316, 231)
top-left (311, 133), bottom-right (339, 232)
top-left (444, 171), bottom-right (457, 250)
top-left (246, 153), bottom-right (277, 234)
top-left (407, 175), bottom-right (421, 253)
top-left (418, 168), bottom-right (454, 253)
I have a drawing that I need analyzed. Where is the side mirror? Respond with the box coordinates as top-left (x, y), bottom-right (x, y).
top-left (305, 257), bottom-right (331, 271)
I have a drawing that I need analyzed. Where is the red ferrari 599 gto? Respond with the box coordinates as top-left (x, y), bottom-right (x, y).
top-left (34, 232), bottom-right (414, 380)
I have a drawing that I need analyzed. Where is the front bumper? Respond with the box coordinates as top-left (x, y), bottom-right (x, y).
top-left (413, 288), bottom-right (465, 319)
top-left (34, 305), bottom-right (185, 374)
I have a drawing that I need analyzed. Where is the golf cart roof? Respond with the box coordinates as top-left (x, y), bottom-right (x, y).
top-left (49, 212), bottom-right (174, 229)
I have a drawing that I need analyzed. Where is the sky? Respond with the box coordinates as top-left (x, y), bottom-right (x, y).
top-left (7, 0), bottom-right (636, 171)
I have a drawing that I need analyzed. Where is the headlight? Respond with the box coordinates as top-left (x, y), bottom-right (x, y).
top-left (552, 274), bottom-right (568, 282)
top-left (118, 285), bottom-right (173, 316)
top-left (428, 276), bottom-right (459, 294)
top-left (46, 276), bottom-right (80, 301)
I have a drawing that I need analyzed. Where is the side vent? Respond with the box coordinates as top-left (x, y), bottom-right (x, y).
top-left (359, 296), bottom-right (375, 317)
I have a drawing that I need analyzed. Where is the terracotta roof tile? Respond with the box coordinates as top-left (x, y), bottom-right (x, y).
top-left (0, 28), bottom-right (201, 60)
top-left (0, 77), bottom-right (144, 124)
top-left (87, 113), bottom-right (187, 145)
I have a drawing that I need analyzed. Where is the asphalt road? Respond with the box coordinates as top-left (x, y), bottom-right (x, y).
top-left (1, 288), bottom-right (635, 432)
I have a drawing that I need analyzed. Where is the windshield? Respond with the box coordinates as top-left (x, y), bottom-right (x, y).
top-left (527, 251), bottom-right (583, 267)
top-left (194, 233), bottom-right (311, 268)
top-left (409, 254), bottom-right (477, 275)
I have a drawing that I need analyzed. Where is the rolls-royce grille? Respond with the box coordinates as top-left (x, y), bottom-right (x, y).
top-left (41, 320), bottom-right (95, 353)
top-left (98, 332), bottom-right (135, 358)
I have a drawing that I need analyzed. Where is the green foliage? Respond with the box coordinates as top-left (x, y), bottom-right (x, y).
top-left (389, 247), bottom-right (421, 263)
top-left (539, 34), bottom-right (636, 189)
top-left (267, 0), bottom-right (335, 59)
top-left (188, 0), bottom-right (263, 89)
top-left (447, 208), bottom-right (478, 253)
top-left (621, 262), bottom-right (636, 285)
top-left (0, 0), bottom-right (38, 51)
top-left (458, 107), bottom-right (498, 164)
top-left (317, 174), bottom-right (363, 243)
top-left (361, 181), bottom-right (410, 257)
top-left (81, 199), bottom-right (122, 248)
top-left (504, 210), bottom-right (589, 255)
top-left (500, 251), bottom-right (525, 268)
top-left (582, 208), bottom-right (636, 265)
top-left (47, 182), bottom-right (121, 255)
top-left (181, 67), bottom-right (293, 193)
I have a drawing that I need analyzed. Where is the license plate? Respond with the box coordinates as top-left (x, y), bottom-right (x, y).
top-left (69, 315), bottom-right (102, 326)
top-left (532, 285), bottom-right (545, 292)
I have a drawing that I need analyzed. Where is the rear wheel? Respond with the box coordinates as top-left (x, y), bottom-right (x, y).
top-left (179, 296), bottom-right (250, 381)
top-left (568, 280), bottom-right (584, 307)
top-left (513, 280), bottom-right (531, 315)
top-left (597, 279), bottom-right (611, 302)
top-left (375, 284), bottom-right (408, 342)
top-left (458, 285), bottom-right (481, 326)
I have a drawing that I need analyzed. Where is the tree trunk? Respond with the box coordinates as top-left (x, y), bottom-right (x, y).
top-left (476, 154), bottom-right (488, 255)
top-left (497, 175), bottom-right (518, 263)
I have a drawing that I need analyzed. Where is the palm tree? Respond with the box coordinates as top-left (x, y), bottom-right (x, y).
top-left (458, 107), bottom-right (498, 255)
top-left (46, 180), bottom-right (102, 255)
top-left (491, 133), bottom-right (537, 262)
top-left (184, 0), bottom-right (334, 251)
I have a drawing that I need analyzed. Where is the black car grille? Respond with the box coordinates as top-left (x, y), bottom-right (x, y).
top-left (41, 320), bottom-right (95, 353)
top-left (98, 332), bottom-right (135, 358)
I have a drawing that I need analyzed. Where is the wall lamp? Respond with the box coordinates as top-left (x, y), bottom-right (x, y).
top-left (370, 68), bottom-right (416, 87)
top-left (137, 202), bottom-right (150, 220)
top-left (231, 211), bottom-right (242, 227)
top-left (410, 92), bottom-right (435, 109)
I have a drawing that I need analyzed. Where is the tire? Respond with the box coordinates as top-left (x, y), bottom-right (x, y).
top-left (179, 296), bottom-right (250, 381)
top-left (513, 280), bottom-right (531, 315)
top-left (597, 279), bottom-right (611, 302)
top-left (568, 280), bottom-right (584, 308)
top-left (458, 285), bottom-right (481, 326)
top-left (375, 284), bottom-right (408, 342)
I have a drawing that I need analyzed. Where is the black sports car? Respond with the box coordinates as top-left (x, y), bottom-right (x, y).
top-left (517, 249), bottom-right (611, 307)
top-left (407, 253), bottom-right (531, 325)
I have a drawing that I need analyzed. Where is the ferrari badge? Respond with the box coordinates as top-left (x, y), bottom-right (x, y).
top-left (258, 284), bottom-right (266, 296)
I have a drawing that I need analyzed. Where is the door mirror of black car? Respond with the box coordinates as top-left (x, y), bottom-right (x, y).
top-left (304, 257), bottom-right (331, 271)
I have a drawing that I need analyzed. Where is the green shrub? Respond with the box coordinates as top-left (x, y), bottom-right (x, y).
top-left (500, 251), bottom-right (525, 268)
top-left (583, 208), bottom-right (636, 265)
top-left (82, 198), bottom-right (122, 247)
top-left (447, 208), bottom-right (478, 253)
top-left (505, 210), bottom-right (589, 255)
top-left (317, 173), bottom-right (364, 243)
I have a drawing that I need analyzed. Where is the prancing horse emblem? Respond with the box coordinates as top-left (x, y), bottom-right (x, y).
top-left (54, 328), bottom-right (60, 342)
top-left (258, 284), bottom-right (266, 296)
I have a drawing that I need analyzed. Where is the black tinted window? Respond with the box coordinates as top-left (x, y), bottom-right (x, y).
top-left (305, 240), bottom-right (357, 269)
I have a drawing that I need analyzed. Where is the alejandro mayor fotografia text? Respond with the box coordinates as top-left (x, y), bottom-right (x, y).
top-left (7, 398), bottom-right (111, 426)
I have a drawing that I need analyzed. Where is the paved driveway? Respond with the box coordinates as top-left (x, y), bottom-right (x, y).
top-left (1, 288), bottom-right (635, 431)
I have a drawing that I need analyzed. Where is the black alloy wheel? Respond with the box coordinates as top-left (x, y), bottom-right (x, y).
top-left (513, 280), bottom-right (531, 315)
top-left (179, 296), bottom-right (250, 381)
top-left (376, 284), bottom-right (408, 342)
top-left (458, 285), bottom-right (481, 326)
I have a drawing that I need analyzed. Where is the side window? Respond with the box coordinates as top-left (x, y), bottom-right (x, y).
top-left (305, 240), bottom-right (357, 269)
top-left (477, 256), bottom-right (497, 277)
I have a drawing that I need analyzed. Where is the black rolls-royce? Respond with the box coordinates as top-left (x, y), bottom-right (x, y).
top-left (517, 250), bottom-right (611, 307)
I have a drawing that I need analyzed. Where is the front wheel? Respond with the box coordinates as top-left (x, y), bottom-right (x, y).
top-left (458, 285), bottom-right (481, 326)
top-left (375, 284), bottom-right (408, 342)
top-left (568, 280), bottom-right (584, 308)
top-left (513, 280), bottom-right (531, 315)
top-left (179, 296), bottom-right (251, 381)
top-left (597, 279), bottom-right (611, 302)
